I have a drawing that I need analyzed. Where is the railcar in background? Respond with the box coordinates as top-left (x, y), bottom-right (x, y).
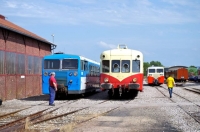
top-left (147, 66), bottom-right (164, 86)
top-left (42, 52), bottom-right (100, 98)
top-left (100, 45), bottom-right (143, 99)
top-left (198, 67), bottom-right (200, 82)
top-left (164, 66), bottom-right (188, 82)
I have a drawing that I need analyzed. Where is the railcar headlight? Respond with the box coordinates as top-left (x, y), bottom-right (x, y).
top-left (44, 72), bottom-right (48, 76)
top-left (69, 72), bottom-right (73, 76)
top-left (132, 78), bottom-right (137, 83)
top-left (74, 72), bottom-right (78, 76)
top-left (104, 78), bottom-right (109, 83)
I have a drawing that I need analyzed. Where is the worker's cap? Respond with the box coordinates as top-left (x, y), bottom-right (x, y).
top-left (50, 72), bottom-right (55, 75)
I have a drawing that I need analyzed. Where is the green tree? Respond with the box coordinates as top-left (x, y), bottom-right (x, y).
top-left (188, 66), bottom-right (197, 76)
top-left (149, 61), bottom-right (163, 66)
top-left (143, 62), bottom-right (150, 76)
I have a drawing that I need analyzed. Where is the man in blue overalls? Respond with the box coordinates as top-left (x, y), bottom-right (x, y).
top-left (49, 72), bottom-right (57, 106)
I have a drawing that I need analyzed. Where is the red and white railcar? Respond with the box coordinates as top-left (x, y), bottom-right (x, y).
top-left (100, 45), bottom-right (143, 98)
top-left (147, 66), bottom-right (165, 86)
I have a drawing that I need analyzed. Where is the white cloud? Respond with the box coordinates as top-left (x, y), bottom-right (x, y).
top-left (5, 1), bottom-right (18, 8)
top-left (1, 0), bottom-right (200, 25)
top-left (98, 41), bottom-right (116, 49)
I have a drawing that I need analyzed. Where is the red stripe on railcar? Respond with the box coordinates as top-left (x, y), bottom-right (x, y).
top-left (147, 76), bottom-right (154, 84)
top-left (100, 73), bottom-right (143, 91)
top-left (158, 76), bottom-right (164, 84)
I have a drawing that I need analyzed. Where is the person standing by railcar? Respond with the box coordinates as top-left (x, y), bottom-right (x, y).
top-left (166, 74), bottom-right (175, 98)
top-left (49, 72), bottom-right (57, 106)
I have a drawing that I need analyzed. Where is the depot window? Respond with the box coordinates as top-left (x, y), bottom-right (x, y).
top-left (0, 50), bottom-right (5, 74)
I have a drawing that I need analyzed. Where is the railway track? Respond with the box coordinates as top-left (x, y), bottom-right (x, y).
top-left (174, 81), bottom-right (200, 93)
top-left (26, 98), bottom-right (133, 131)
top-left (0, 100), bottom-right (77, 132)
top-left (183, 87), bottom-right (200, 94)
top-left (155, 85), bottom-right (200, 124)
top-left (27, 99), bottom-right (111, 131)
top-left (0, 94), bottom-right (112, 132)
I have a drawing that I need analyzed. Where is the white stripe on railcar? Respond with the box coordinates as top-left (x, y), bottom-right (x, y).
top-left (81, 77), bottom-right (86, 90)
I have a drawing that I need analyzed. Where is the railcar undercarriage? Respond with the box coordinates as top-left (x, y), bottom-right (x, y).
top-left (108, 88), bottom-right (138, 99)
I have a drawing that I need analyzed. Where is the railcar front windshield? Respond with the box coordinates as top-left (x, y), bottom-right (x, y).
top-left (62, 59), bottom-right (78, 69)
top-left (102, 60), bottom-right (110, 73)
top-left (132, 60), bottom-right (140, 72)
top-left (112, 60), bottom-right (120, 73)
top-left (157, 68), bottom-right (164, 73)
top-left (102, 60), bottom-right (141, 73)
top-left (44, 59), bottom-right (60, 69)
top-left (148, 69), bottom-right (155, 73)
top-left (122, 60), bottom-right (130, 73)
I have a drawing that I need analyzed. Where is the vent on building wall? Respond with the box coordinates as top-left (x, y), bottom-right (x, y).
top-left (0, 14), bottom-right (5, 20)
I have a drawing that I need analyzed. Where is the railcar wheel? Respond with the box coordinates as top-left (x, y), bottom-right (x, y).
top-left (129, 90), bottom-right (138, 99)
top-left (55, 92), bottom-right (59, 100)
top-left (108, 90), bottom-right (113, 99)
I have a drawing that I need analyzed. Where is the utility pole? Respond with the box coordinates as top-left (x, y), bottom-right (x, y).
top-left (51, 34), bottom-right (54, 54)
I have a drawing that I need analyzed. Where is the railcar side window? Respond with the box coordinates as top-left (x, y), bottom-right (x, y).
top-left (149, 69), bottom-right (155, 73)
top-left (132, 60), bottom-right (140, 73)
top-left (44, 59), bottom-right (60, 69)
top-left (84, 61), bottom-right (88, 71)
top-left (102, 60), bottom-right (110, 73)
top-left (81, 60), bottom-right (84, 70)
top-left (81, 60), bottom-right (88, 71)
top-left (122, 60), bottom-right (130, 73)
top-left (112, 60), bottom-right (120, 73)
top-left (97, 67), bottom-right (100, 76)
top-left (89, 65), bottom-right (93, 75)
top-left (157, 69), bottom-right (163, 73)
top-left (62, 59), bottom-right (78, 69)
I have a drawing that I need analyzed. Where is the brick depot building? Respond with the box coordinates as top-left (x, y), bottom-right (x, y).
top-left (0, 14), bottom-right (56, 101)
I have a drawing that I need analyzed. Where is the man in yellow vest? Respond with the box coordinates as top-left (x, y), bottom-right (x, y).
top-left (166, 74), bottom-right (175, 98)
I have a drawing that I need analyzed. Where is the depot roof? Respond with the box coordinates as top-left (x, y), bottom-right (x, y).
top-left (0, 14), bottom-right (56, 48)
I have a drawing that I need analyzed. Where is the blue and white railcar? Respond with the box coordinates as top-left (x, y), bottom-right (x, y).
top-left (42, 52), bottom-right (100, 97)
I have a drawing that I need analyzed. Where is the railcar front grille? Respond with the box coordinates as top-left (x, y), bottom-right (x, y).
top-left (129, 83), bottom-right (139, 90)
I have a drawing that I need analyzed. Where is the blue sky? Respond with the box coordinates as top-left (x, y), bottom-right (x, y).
top-left (1, 0), bottom-right (200, 67)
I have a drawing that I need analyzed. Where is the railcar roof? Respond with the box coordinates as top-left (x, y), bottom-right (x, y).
top-left (148, 66), bottom-right (164, 69)
top-left (80, 56), bottom-right (100, 65)
top-left (43, 53), bottom-right (99, 65)
top-left (168, 66), bottom-right (188, 71)
top-left (101, 49), bottom-right (143, 55)
top-left (101, 44), bottom-right (143, 56)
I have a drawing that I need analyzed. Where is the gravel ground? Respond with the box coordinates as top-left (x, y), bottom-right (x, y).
top-left (0, 82), bottom-right (200, 132)
top-left (74, 83), bottom-right (200, 132)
